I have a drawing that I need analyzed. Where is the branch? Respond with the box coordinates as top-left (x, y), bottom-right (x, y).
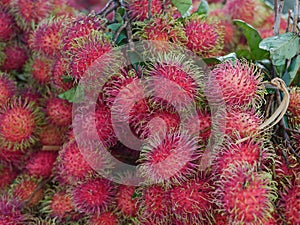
top-left (274, 0), bottom-right (285, 36)
top-left (113, 21), bottom-right (128, 44)
top-left (148, 0), bottom-right (152, 20)
top-left (97, 0), bottom-right (114, 16)
top-left (293, 0), bottom-right (299, 32)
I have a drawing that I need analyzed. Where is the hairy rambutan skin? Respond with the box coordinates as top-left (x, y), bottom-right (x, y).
top-left (39, 124), bottom-right (66, 146)
top-left (183, 15), bottom-right (224, 57)
top-left (115, 185), bottom-right (138, 218)
top-left (211, 60), bottom-right (264, 107)
top-left (0, 6), bottom-right (17, 41)
top-left (10, 0), bottom-right (53, 31)
top-left (125, 0), bottom-right (164, 21)
top-left (67, 31), bottom-right (113, 81)
top-left (137, 184), bottom-right (172, 224)
top-left (0, 165), bottom-right (18, 191)
top-left (280, 180), bottom-right (300, 224)
top-left (71, 177), bottom-right (116, 215)
top-left (215, 162), bottom-right (277, 225)
top-left (10, 175), bottom-right (44, 207)
top-left (25, 55), bottom-right (54, 85)
top-left (51, 56), bottom-right (74, 91)
top-left (169, 176), bottom-right (214, 224)
top-left (288, 87), bottom-right (300, 125)
top-left (25, 151), bottom-right (58, 178)
top-left (46, 97), bottom-right (72, 127)
top-left (0, 97), bottom-right (44, 151)
top-left (29, 18), bottom-right (64, 57)
top-left (0, 147), bottom-right (27, 167)
top-left (0, 42), bottom-right (28, 72)
top-left (89, 211), bottom-right (119, 225)
top-left (55, 140), bottom-right (94, 184)
top-left (0, 72), bottom-right (16, 105)
top-left (0, 195), bottom-right (26, 224)
top-left (138, 131), bottom-right (200, 185)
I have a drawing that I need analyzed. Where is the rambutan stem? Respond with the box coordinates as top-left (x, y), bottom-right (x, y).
top-left (148, 0), bottom-right (152, 19)
top-left (42, 146), bottom-right (61, 151)
top-left (274, 0), bottom-right (284, 36)
top-left (293, 0), bottom-right (299, 32)
top-left (97, 0), bottom-right (115, 16)
top-left (286, 127), bottom-right (300, 134)
top-left (113, 21), bottom-right (128, 43)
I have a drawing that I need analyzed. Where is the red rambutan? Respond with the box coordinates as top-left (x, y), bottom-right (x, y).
top-left (0, 147), bottom-right (26, 167)
top-left (25, 151), bottom-right (58, 178)
top-left (51, 56), bottom-right (74, 91)
top-left (169, 176), bottom-right (213, 224)
top-left (288, 87), bottom-right (300, 125)
top-left (0, 97), bottom-right (44, 151)
top-left (0, 72), bottom-right (16, 106)
top-left (0, 42), bottom-right (28, 72)
top-left (115, 184), bottom-right (138, 217)
top-left (211, 60), bottom-right (264, 107)
top-left (183, 15), bottom-right (224, 57)
top-left (138, 131), bottom-right (200, 185)
top-left (45, 97), bottom-right (72, 127)
top-left (10, 0), bottom-right (53, 31)
top-left (71, 177), bottom-right (116, 214)
top-left (39, 124), bottom-right (66, 146)
top-left (0, 165), bottom-right (18, 191)
top-left (125, 0), bottom-right (164, 21)
top-left (0, 195), bottom-right (26, 225)
top-left (215, 162), bottom-right (277, 224)
top-left (0, 6), bottom-right (17, 41)
top-left (29, 18), bottom-right (64, 57)
top-left (89, 211), bottom-right (119, 225)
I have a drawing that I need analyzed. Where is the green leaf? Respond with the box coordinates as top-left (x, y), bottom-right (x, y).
top-left (203, 57), bottom-right (221, 65)
top-left (259, 32), bottom-right (299, 66)
top-left (197, 0), bottom-right (209, 15)
top-left (282, 55), bottom-right (300, 86)
top-left (217, 52), bottom-right (238, 62)
top-left (115, 32), bottom-right (127, 45)
top-left (234, 20), bottom-right (269, 60)
top-left (58, 86), bottom-right (84, 103)
top-left (172, 0), bottom-right (192, 16)
top-left (235, 49), bottom-right (252, 60)
top-left (107, 23), bottom-right (122, 32)
top-left (61, 75), bottom-right (74, 83)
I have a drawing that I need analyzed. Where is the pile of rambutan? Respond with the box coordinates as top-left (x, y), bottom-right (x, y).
top-left (0, 0), bottom-right (299, 224)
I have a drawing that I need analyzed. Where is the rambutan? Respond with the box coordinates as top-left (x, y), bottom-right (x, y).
top-left (215, 162), bottom-right (277, 224)
top-left (67, 31), bottom-right (113, 81)
top-left (51, 56), bottom-right (74, 91)
top-left (137, 184), bottom-right (172, 224)
top-left (0, 6), bottom-right (17, 41)
top-left (10, 0), bottom-right (53, 31)
top-left (169, 176), bottom-right (214, 224)
top-left (71, 177), bottom-right (116, 214)
top-left (10, 175), bottom-right (44, 206)
top-left (183, 15), bottom-right (224, 57)
top-left (25, 55), bottom-right (54, 85)
top-left (288, 87), bottom-right (300, 125)
top-left (0, 195), bottom-right (25, 225)
top-left (55, 140), bottom-right (94, 184)
top-left (45, 97), bottom-right (72, 127)
top-left (115, 184), bottom-right (138, 217)
top-left (0, 97), bottom-right (44, 151)
top-left (29, 18), bottom-right (64, 57)
top-left (0, 147), bottom-right (26, 167)
top-left (125, 0), bottom-right (164, 21)
top-left (211, 60), bottom-right (264, 107)
top-left (0, 42), bottom-right (28, 72)
top-left (41, 188), bottom-right (78, 221)
top-left (39, 124), bottom-right (66, 146)
top-left (25, 151), bottom-right (58, 178)
top-left (89, 211), bottom-right (119, 225)
top-left (225, 108), bottom-right (262, 138)
top-left (280, 179), bottom-right (300, 224)
top-left (258, 14), bottom-right (287, 39)
top-left (0, 72), bottom-right (16, 105)
top-left (138, 131), bottom-right (200, 185)
top-left (0, 165), bottom-right (18, 191)
top-left (146, 52), bottom-right (203, 108)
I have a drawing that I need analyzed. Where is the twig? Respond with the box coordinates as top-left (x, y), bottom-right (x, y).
top-left (103, 3), bottom-right (120, 17)
top-left (120, 1), bottom-right (134, 51)
top-left (97, 0), bottom-right (114, 16)
top-left (265, 94), bottom-right (274, 118)
top-left (274, 0), bottom-right (285, 36)
top-left (148, 0), bottom-right (152, 19)
top-left (113, 21), bottom-right (128, 44)
top-left (293, 0), bottom-right (299, 32)
top-left (286, 127), bottom-right (300, 134)
top-left (42, 146), bottom-right (61, 151)
top-left (288, 10), bottom-right (292, 32)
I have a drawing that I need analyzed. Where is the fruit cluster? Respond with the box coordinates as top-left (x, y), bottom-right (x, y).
top-left (0, 0), bottom-right (299, 224)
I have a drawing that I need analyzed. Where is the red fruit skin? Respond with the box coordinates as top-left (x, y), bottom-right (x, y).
top-left (125, 0), bottom-right (164, 21)
top-left (0, 72), bottom-right (16, 105)
top-left (25, 151), bottom-right (58, 178)
top-left (0, 147), bottom-right (26, 167)
top-left (71, 178), bottom-right (116, 214)
top-left (46, 97), bottom-right (72, 127)
top-left (27, 56), bottom-right (53, 85)
top-left (211, 60), bottom-right (263, 107)
top-left (115, 185), bottom-right (138, 217)
top-left (39, 124), bottom-right (65, 146)
top-left (55, 140), bottom-right (94, 184)
top-left (89, 212), bottom-right (119, 225)
top-left (0, 7), bottom-right (17, 41)
top-left (0, 196), bottom-right (25, 225)
top-left (288, 87), bottom-right (300, 125)
top-left (0, 165), bottom-right (18, 190)
top-left (224, 0), bottom-right (256, 24)
top-left (51, 56), bottom-right (74, 91)
top-left (0, 43), bottom-right (28, 72)
top-left (138, 184), bottom-right (172, 224)
top-left (10, 0), bottom-right (53, 31)
top-left (170, 177), bottom-right (213, 224)
top-left (29, 19), bottom-right (63, 57)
